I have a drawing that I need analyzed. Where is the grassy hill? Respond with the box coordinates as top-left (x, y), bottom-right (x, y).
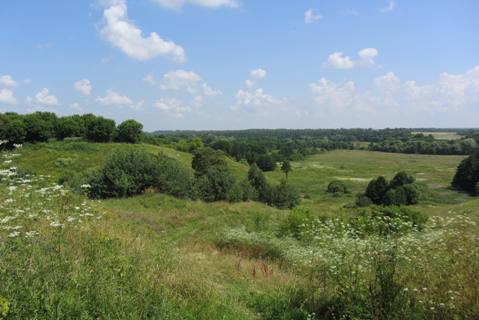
top-left (1, 141), bottom-right (478, 319)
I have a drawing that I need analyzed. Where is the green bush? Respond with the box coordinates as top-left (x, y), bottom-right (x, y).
top-left (195, 165), bottom-right (236, 202)
top-left (271, 180), bottom-right (300, 209)
top-left (87, 149), bottom-right (157, 198)
top-left (356, 194), bottom-right (373, 207)
top-left (155, 153), bottom-right (194, 199)
top-left (115, 119), bottom-right (143, 144)
top-left (278, 206), bottom-right (312, 239)
top-left (327, 180), bottom-right (349, 195)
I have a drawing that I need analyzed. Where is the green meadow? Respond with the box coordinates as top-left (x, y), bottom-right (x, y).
top-left (1, 141), bottom-right (478, 319)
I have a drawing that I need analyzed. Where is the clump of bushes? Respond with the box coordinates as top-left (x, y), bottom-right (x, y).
top-left (326, 180), bottom-right (350, 196)
top-left (86, 147), bottom-right (300, 208)
top-left (357, 171), bottom-right (419, 206)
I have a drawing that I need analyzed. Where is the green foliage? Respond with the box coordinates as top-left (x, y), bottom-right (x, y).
top-left (356, 193), bottom-right (373, 207)
top-left (0, 120), bottom-right (26, 147)
top-left (256, 154), bottom-right (276, 172)
top-left (0, 296), bottom-right (9, 319)
top-left (278, 206), bottom-right (312, 239)
top-left (248, 163), bottom-right (270, 202)
top-left (451, 152), bottom-right (479, 195)
top-left (327, 180), bottom-right (350, 195)
top-left (87, 149), bottom-right (157, 198)
top-left (363, 172), bottom-right (419, 206)
top-left (366, 176), bottom-right (389, 204)
top-left (192, 147), bottom-right (227, 176)
top-left (281, 160), bottom-right (292, 179)
top-left (195, 165), bottom-right (236, 202)
top-left (115, 119), bottom-right (143, 143)
top-left (23, 112), bottom-right (57, 142)
top-left (390, 171), bottom-right (415, 188)
top-left (155, 153), bottom-right (194, 199)
top-left (55, 115), bottom-right (84, 140)
top-left (84, 115), bottom-right (116, 142)
top-left (271, 180), bottom-right (300, 209)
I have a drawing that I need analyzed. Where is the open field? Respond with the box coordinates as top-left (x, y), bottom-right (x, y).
top-left (1, 141), bottom-right (478, 319)
top-left (412, 131), bottom-right (464, 140)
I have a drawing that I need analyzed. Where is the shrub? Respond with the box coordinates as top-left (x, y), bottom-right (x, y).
top-left (366, 177), bottom-right (389, 205)
top-left (383, 187), bottom-right (407, 206)
top-left (155, 153), bottom-right (194, 198)
top-left (390, 171), bottom-right (415, 188)
top-left (192, 147), bottom-right (227, 176)
top-left (278, 206), bottom-right (312, 239)
top-left (248, 163), bottom-right (271, 202)
top-left (327, 180), bottom-right (349, 195)
top-left (0, 120), bottom-right (26, 148)
top-left (84, 116), bottom-right (116, 142)
top-left (356, 194), bottom-right (373, 207)
top-left (256, 154), bottom-right (276, 172)
top-left (115, 119), bottom-right (143, 144)
top-left (87, 149), bottom-right (157, 198)
top-left (195, 165), bottom-right (236, 202)
top-left (271, 180), bottom-right (300, 209)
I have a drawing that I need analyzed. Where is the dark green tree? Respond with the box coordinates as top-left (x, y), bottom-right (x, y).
top-left (116, 119), bottom-right (143, 143)
top-left (390, 171), bottom-right (415, 188)
top-left (271, 180), bottom-right (300, 209)
top-left (256, 154), bottom-right (276, 172)
top-left (451, 152), bottom-right (479, 194)
top-left (365, 176), bottom-right (389, 205)
top-left (281, 160), bottom-right (292, 180)
top-left (84, 116), bottom-right (116, 142)
top-left (191, 147), bottom-right (227, 176)
top-left (195, 165), bottom-right (236, 202)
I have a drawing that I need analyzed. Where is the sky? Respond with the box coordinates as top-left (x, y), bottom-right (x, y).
top-left (1, 0), bottom-right (478, 131)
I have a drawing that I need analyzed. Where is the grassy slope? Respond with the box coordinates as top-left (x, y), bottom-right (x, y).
top-left (15, 140), bottom-right (250, 181)
top-left (9, 141), bottom-right (479, 317)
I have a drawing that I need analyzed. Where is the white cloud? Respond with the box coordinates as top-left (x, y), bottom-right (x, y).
top-left (0, 89), bottom-right (16, 105)
top-left (202, 83), bottom-right (221, 96)
top-left (151, 0), bottom-right (238, 10)
top-left (304, 8), bottom-right (322, 24)
top-left (96, 89), bottom-right (143, 110)
top-left (154, 98), bottom-right (192, 117)
top-left (34, 88), bottom-right (59, 107)
top-left (357, 48), bottom-right (379, 66)
top-left (379, 1), bottom-right (396, 13)
top-left (311, 65), bottom-right (479, 113)
top-left (0, 75), bottom-right (17, 87)
top-left (325, 48), bottom-right (379, 69)
top-left (74, 79), bottom-right (92, 96)
top-left (160, 69), bottom-right (202, 91)
top-left (250, 68), bottom-right (267, 80)
top-left (326, 52), bottom-right (355, 69)
top-left (151, 70), bottom-right (221, 103)
top-left (100, 0), bottom-right (186, 62)
top-left (235, 88), bottom-right (279, 107)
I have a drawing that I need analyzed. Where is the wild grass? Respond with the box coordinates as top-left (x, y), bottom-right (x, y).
top-left (2, 141), bottom-right (479, 319)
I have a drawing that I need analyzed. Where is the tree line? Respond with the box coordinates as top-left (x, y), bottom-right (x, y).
top-left (0, 112), bottom-right (143, 148)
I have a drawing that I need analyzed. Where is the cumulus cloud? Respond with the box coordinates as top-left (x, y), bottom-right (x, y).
top-left (304, 8), bottom-right (322, 24)
top-left (74, 79), bottom-right (92, 96)
top-left (147, 70), bottom-right (221, 104)
top-left (326, 52), bottom-right (355, 69)
top-left (154, 98), bottom-right (192, 117)
top-left (151, 0), bottom-right (238, 10)
top-left (160, 70), bottom-right (202, 91)
top-left (0, 75), bottom-right (17, 87)
top-left (325, 48), bottom-right (379, 69)
top-left (235, 88), bottom-right (279, 107)
top-left (0, 89), bottom-right (17, 105)
top-left (311, 65), bottom-right (479, 113)
top-left (96, 89), bottom-right (143, 110)
top-left (100, 0), bottom-right (186, 62)
top-left (379, 0), bottom-right (396, 13)
top-left (34, 88), bottom-right (59, 107)
top-left (250, 68), bottom-right (267, 80)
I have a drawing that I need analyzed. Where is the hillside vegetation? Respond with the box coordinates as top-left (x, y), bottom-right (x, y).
top-left (1, 139), bottom-right (478, 319)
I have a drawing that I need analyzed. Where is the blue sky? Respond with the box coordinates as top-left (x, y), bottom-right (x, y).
top-left (1, 0), bottom-right (478, 130)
